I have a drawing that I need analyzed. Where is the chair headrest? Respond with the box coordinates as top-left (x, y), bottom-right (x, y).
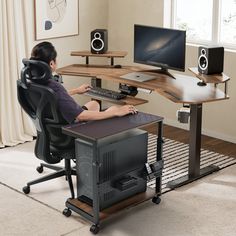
top-left (20, 59), bottom-right (52, 88)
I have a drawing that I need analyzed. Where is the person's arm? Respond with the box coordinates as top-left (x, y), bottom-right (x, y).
top-left (76, 105), bottom-right (138, 121)
top-left (68, 84), bottom-right (91, 96)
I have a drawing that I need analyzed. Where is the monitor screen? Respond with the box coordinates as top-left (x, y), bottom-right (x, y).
top-left (134, 25), bottom-right (186, 72)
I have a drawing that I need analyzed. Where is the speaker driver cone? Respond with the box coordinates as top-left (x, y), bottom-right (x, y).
top-left (198, 55), bottom-right (208, 71)
top-left (91, 38), bottom-right (104, 52)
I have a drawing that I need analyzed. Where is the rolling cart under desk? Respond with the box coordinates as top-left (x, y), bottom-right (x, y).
top-left (57, 64), bottom-right (229, 189)
top-left (62, 112), bottom-right (164, 234)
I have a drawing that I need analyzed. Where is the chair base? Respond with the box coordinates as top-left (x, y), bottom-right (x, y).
top-left (23, 159), bottom-right (76, 198)
top-left (39, 163), bottom-right (63, 172)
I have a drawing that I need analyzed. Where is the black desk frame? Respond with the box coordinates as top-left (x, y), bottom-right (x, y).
top-left (167, 104), bottom-right (220, 189)
top-left (62, 112), bottom-right (163, 234)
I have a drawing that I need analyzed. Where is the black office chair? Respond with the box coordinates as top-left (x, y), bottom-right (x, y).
top-left (17, 59), bottom-right (76, 198)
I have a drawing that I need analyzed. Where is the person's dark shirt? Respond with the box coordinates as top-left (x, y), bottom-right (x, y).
top-left (47, 79), bottom-right (84, 124)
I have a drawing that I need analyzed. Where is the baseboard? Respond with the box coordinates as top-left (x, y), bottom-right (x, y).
top-left (164, 118), bottom-right (236, 144)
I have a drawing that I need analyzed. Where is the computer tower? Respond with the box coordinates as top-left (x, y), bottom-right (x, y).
top-left (75, 129), bottom-right (147, 210)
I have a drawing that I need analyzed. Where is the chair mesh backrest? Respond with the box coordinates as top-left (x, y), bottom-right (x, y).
top-left (17, 59), bottom-right (74, 164)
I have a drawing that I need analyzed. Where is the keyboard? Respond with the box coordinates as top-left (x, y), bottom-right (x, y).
top-left (87, 87), bottom-right (127, 100)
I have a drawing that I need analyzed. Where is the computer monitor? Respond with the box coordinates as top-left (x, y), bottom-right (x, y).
top-left (134, 24), bottom-right (186, 79)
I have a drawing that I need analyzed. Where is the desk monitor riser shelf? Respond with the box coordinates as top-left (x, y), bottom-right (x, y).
top-left (71, 50), bottom-right (127, 66)
top-left (57, 54), bottom-right (229, 190)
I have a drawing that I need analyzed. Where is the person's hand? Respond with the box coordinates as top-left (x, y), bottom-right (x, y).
top-left (106, 105), bottom-right (138, 117)
top-left (76, 84), bottom-right (92, 94)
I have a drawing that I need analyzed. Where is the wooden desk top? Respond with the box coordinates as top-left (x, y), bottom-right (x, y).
top-left (57, 64), bottom-right (229, 104)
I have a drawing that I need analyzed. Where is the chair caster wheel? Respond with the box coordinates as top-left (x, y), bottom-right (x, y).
top-left (36, 165), bottom-right (43, 173)
top-left (90, 224), bottom-right (100, 234)
top-left (22, 186), bottom-right (30, 194)
top-left (152, 196), bottom-right (161, 204)
top-left (62, 208), bottom-right (72, 217)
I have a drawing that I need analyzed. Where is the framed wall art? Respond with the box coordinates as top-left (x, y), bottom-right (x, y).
top-left (34, 0), bottom-right (79, 40)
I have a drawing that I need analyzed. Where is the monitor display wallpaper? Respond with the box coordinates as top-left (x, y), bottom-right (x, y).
top-left (134, 25), bottom-right (186, 71)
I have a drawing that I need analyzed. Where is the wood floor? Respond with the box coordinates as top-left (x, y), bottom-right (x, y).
top-left (143, 124), bottom-right (236, 158)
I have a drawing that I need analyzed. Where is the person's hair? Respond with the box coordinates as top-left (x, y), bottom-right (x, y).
top-left (30, 41), bottom-right (57, 65)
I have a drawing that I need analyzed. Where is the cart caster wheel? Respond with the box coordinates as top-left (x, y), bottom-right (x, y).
top-left (22, 186), bottom-right (30, 194)
top-left (90, 224), bottom-right (100, 234)
top-left (62, 208), bottom-right (72, 217)
top-left (36, 165), bottom-right (43, 173)
top-left (152, 196), bottom-right (161, 204)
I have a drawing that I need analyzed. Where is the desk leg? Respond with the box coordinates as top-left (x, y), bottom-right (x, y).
top-left (92, 143), bottom-right (100, 226)
top-left (91, 78), bottom-right (102, 109)
top-left (111, 57), bottom-right (114, 66)
top-left (156, 121), bottom-right (163, 195)
top-left (86, 56), bottom-right (89, 65)
top-left (167, 104), bottom-right (219, 189)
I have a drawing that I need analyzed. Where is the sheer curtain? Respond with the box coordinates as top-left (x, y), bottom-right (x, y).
top-left (0, 0), bottom-right (35, 147)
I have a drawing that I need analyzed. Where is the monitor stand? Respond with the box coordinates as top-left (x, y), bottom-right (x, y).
top-left (141, 68), bottom-right (176, 80)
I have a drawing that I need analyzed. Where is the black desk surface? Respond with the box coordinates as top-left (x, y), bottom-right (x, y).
top-left (62, 112), bottom-right (163, 141)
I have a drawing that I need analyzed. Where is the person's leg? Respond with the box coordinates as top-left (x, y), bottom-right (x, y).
top-left (83, 100), bottom-right (100, 111)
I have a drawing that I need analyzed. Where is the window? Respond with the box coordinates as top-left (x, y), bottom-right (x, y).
top-left (171, 0), bottom-right (236, 49)
top-left (220, 0), bottom-right (236, 46)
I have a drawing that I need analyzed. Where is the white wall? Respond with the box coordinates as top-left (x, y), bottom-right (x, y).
top-left (107, 0), bottom-right (236, 143)
top-left (108, 0), bottom-right (164, 64)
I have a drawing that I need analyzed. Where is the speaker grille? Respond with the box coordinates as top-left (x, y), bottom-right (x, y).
top-left (198, 55), bottom-right (208, 70)
top-left (91, 38), bottom-right (104, 52)
top-left (101, 150), bottom-right (115, 182)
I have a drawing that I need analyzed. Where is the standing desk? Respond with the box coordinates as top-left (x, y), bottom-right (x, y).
top-left (57, 64), bottom-right (229, 189)
top-left (61, 112), bottom-right (163, 233)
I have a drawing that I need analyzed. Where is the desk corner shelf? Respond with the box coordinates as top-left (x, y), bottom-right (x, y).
top-left (188, 67), bottom-right (230, 94)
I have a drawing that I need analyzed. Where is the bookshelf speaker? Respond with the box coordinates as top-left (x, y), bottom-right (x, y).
top-left (90, 29), bottom-right (108, 54)
top-left (198, 46), bottom-right (224, 74)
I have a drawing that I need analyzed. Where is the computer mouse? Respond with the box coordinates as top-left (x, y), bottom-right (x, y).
top-left (114, 64), bottom-right (122, 68)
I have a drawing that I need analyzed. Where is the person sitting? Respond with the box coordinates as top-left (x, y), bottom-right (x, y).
top-left (30, 41), bottom-right (137, 123)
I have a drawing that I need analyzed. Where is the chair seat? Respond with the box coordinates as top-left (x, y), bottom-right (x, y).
top-left (50, 145), bottom-right (75, 160)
